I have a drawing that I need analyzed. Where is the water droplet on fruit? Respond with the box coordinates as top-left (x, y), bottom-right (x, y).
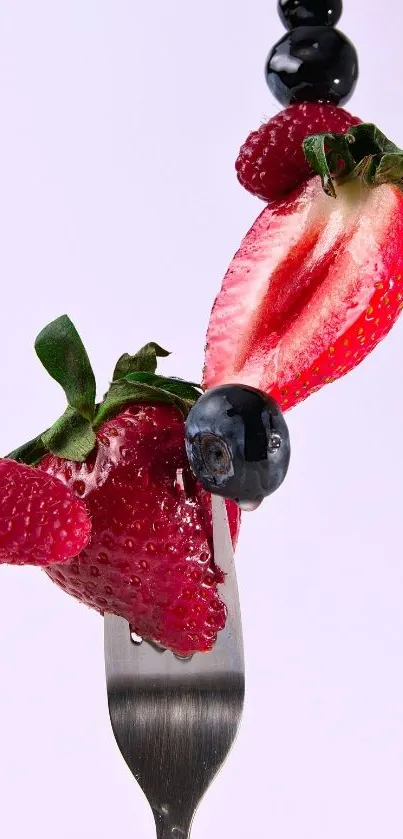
top-left (130, 631), bottom-right (143, 644)
top-left (125, 538), bottom-right (134, 550)
top-left (139, 559), bottom-right (148, 571)
top-left (131, 576), bottom-right (141, 587)
top-left (146, 542), bottom-right (156, 554)
top-left (237, 498), bottom-right (262, 512)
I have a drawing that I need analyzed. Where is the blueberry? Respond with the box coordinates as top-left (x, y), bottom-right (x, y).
top-left (278, 0), bottom-right (343, 29)
top-left (185, 385), bottom-right (290, 510)
top-left (265, 26), bottom-right (358, 106)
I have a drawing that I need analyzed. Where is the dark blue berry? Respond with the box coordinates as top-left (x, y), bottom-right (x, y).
top-left (265, 26), bottom-right (358, 106)
top-left (185, 385), bottom-right (290, 511)
top-left (278, 0), bottom-right (342, 29)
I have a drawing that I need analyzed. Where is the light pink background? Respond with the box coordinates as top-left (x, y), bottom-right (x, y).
top-left (0, 1), bottom-right (402, 837)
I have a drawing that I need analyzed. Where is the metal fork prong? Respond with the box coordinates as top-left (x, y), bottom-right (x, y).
top-left (212, 495), bottom-right (244, 664)
top-left (104, 494), bottom-right (245, 838)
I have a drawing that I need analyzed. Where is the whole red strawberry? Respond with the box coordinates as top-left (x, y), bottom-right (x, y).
top-left (235, 103), bottom-right (361, 202)
top-left (204, 123), bottom-right (403, 410)
top-left (7, 316), bottom-right (240, 656)
top-left (0, 459), bottom-right (90, 565)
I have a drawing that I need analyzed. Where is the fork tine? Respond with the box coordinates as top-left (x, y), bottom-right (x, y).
top-left (104, 495), bottom-right (245, 838)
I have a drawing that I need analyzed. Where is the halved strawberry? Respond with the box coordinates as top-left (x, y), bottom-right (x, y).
top-left (204, 124), bottom-right (403, 410)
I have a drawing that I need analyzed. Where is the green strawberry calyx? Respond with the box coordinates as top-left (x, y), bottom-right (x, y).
top-left (7, 315), bottom-right (202, 465)
top-left (303, 123), bottom-right (403, 199)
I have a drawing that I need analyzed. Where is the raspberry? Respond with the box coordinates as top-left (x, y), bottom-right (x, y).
top-left (0, 459), bottom-right (91, 565)
top-left (235, 103), bottom-right (361, 202)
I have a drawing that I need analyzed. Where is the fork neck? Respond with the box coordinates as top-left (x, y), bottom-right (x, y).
top-left (154, 810), bottom-right (192, 839)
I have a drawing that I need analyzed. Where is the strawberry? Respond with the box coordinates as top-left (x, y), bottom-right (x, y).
top-left (204, 123), bottom-right (403, 411)
top-left (235, 103), bottom-right (360, 202)
top-left (7, 316), bottom-right (240, 656)
top-left (0, 459), bottom-right (91, 565)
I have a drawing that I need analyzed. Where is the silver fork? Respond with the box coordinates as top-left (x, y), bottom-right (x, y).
top-left (104, 494), bottom-right (245, 839)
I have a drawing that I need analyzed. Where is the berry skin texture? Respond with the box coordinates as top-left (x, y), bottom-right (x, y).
top-left (265, 26), bottom-right (358, 107)
top-left (0, 459), bottom-right (91, 565)
top-left (236, 103), bottom-right (360, 202)
top-left (185, 385), bottom-right (290, 511)
top-left (40, 404), bottom-right (240, 657)
top-left (203, 177), bottom-right (403, 411)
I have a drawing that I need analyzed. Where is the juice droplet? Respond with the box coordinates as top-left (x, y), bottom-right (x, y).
top-left (237, 498), bottom-right (262, 512)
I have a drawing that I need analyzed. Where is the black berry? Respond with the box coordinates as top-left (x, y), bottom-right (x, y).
top-left (265, 26), bottom-right (358, 106)
top-left (278, 0), bottom-right (342, 29)
top-left (185, 385), bottom-right (291, 511)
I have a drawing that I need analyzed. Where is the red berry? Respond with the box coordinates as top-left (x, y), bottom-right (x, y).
top-left (0, 460), bottom-right (91, 565)
top-left (203, 176), bottom-right (403, 410)
top-left (235, 103), bottom-right (361, 202)
top-left (41, 404), bottom-right (240, 657)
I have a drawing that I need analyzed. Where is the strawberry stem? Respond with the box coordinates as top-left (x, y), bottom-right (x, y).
top-left (303, 123), bottom-right (403, 198)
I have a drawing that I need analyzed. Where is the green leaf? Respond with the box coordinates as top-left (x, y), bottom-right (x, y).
top-left (94, 376), bottom-right (198, 429)
top-left (303, 131), bottom-right (356, 198)
top-left (6, 432), bottom-right (49, 466)
top-left (112, 343), bottom-right (170, 380)
top-left (346, 123), bottom-right (400, 160)
top-left (35, 315), bottom-right (96, 421)
top-left (303, 122), bottom-right (403, 198)
top-left (372, 153), bottom-right (403, 187)
top-left (42, 406), bottom-right (96, 461)
top-left (124, 371), bottom-right (202, 401)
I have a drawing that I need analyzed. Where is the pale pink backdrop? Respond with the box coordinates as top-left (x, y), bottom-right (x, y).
top-left (0, 2), bottom-right (402, 837)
